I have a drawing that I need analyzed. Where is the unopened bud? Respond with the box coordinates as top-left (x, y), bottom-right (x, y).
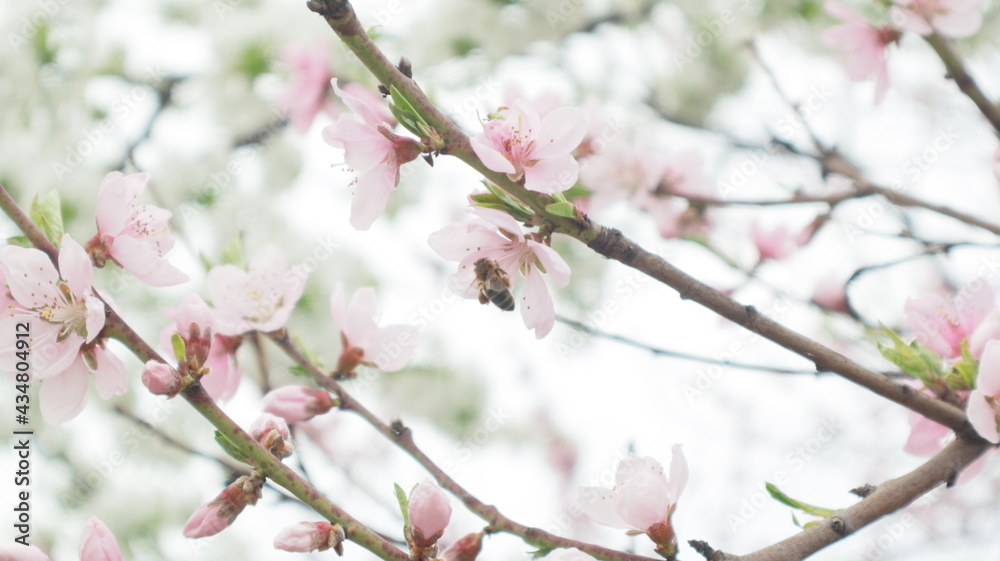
top-left (249, 413), bottom-right (295, 459)
top-left (183, 474), bottom-right (265, 538)
top-left (262, 385), bottom-right (337, 424)
top-left (141, 360), bottom-right (184, 397)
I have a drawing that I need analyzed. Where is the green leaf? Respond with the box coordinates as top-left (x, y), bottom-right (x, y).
top-left (219, 234), bottom-right (244, 268)
top-left (952, 340), bottom-right (978, 389)
top-left (5, 235), bottom-right (31, 248)
top-left (170, 332), bottom-right (187, 363)
top-left (545, 201), bottom-right (577, 219)
top-left (394, 483), bottom-right (410, 529)
top-left (214, 430), bottom-right (249, 464)
top-left (476, 182), bottom-right (533, 221)
top-left (30, 191), bottom-right (64, 244)
top-left (529, 547), bottom-right (557, 559)
top-left (877, 323), bottom-right (943, 383)
top-left (389, 85), bottom-right (430, 137)
top-left (766, 482), bottom-right (838, 518)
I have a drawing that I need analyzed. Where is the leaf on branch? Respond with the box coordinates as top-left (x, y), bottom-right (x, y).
top-left (766, 482), bottom-right (838, 519)
top-left (215, 430), bottom-right (250, 464)
top-left (952, 340), bottom-right (978, 389)
top-left (5, 235), bottom-right (31, 248)
top-left (30, 190), bottom-right (64, 244)
top-left (529, 547), bottom-right (556, 559)
top-left (877, 323), bottom-right (944, 384)
top-left (470, 182), bottom-right (533, 222)
top-left (394, 482), bottom-right (410, 530)
top-left (544, 201), bottom-right (577, 219)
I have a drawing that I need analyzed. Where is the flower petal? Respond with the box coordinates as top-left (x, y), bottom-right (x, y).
top-left (93, 347), bottom-right (128, 400)
top-left (532, 107), bottom-right (588, 160)
top-left (79, 517), bottom-right (123, 561)
top-left (524, 154), bottom-right (579, 193)
top-left (40, 357), bottom-right (91, 424)
top-left (0, 245), bottom-right (62, 308)
top-left (578, 485), bottom-right (630, 529)
top-left (349, 163), bottom-right (398, 230)
top-left (519, 268), bottom-right (556, 339)
top-left (59, 235), bottom-right (94, 298)
top-left (471, 135), bottom-right (517, 174)
top-left (967, 389), bottom-right (1000, 443)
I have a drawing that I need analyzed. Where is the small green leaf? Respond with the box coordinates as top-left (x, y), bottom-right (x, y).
top-left (545, 201), bottom-right (577, 219)
top-left (6, 235), bottom-right (31, 248)
top-left (766, 482), bottom-right (838, 518)
top-left (953, 340), bottom-right (977, 389)
top-left (30, 191), bottom-right (64, 244)
top-left (877, 323), bottom-right (943, 383)
top-left (171, 332), bottom-right (187, 363)
top-left (214, 430), bottom-right (250, 464)
top-left (529, 547), bottom-right (557, 559)
top-left (389, 85), bottom-right (431, 137)
top-left (394, 483), bottom-right (410, 529)
top-left (289, 365), bottom-right (312, 378)
top-left (476, 182), bottom-right (533, 221)
top-left (219, 234), bottom-right (244, 268)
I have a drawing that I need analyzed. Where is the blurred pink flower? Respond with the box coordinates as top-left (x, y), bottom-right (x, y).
top-left (408, 481), bottom-right (452, 549)
top-left (184, 475), bottom-right (263, 538)
top-left (904, 408), bottom-right (953, 455)
top-left (330, 283), bottom-right (421, 375)
top-left (0, 235), bottom-right (104, 379)
top-left (823, 0), bottom-right (900, 104)
top-left (278, 43), bottom-right (334, 133)
top-left (428, 207), bottom-right (571, 338)
top-left (890, 0), bottom-right (984, 38)
top-left (811, 277), bottom-right (850, 314)
top-left (322, 78), bottom-right (424, 230)
top-left (441, 532), bottom-right (484, 561)
top-left (905, 288), bottom-right (993, 358)
top-left (141, 360), bottom-right (184, 397)
top-left (579, 445), bottom-right (687, 555)
top-left (161, 294), bottom-right (243, 401)
top-left (39, 346), bottom-right (127, 425)
top-left (750, 222), bottom-right (798, 262)
top-left (208, 245), bottom-right (305, 335)
top-left (79, 517), bottom-right (122, 561)
top-left (968, 340), bottom-right (1000, 443)
top-left (0, 544), bottom-right (51, 561)
top-left (262, 385), bottom-right (336, 424)
top-left (274, 521), bottom-right (342, 553)
top-left (88, 171), bottom-right (188, 287)
top-left (471, 100), bottom-right (588, 194)
top-left (580, 140), bottom-right (666, 212)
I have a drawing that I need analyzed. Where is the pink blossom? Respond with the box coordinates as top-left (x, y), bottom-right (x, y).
top-left (330, 283), bottom-right (421, 375)
top-left (579, 446), bottom-right (687, 542)
top-left (0, 544), bottom-right (51, 561)
top-left (0, 235), bottom-right (104, 379)
top-left (408, 481), bottom-right (452, 549)
top-left (823, 1), bottom-right (900, 104)
top-left (471, 100), bottom-right (588, 194)
top-left (322, 78), bottom-right (424, 230)
top-left (141, 360), bottom-right (184, 397)
top-left (427, 207), bottom-right (571, 338)
top-left (278, 43), bottom-right (334, 133)
top-left (968, 340), bottom-right (1000, 443)
top-left (184, 475), bottom-right (263, 538)
top-left (88, 172), bottom-right (188, 287)
top-left (890, 0), bottom-right (985, 38)
top-left (79, 517), bottom-right (122, 561)
top-left (161, 294), bottom-right (243, 401)
top-left (273, 521), bottom-right (340, 552)
top-left (262, 385), bottom-right (336, 424)
top-left (905, 288), bottom-right (993, 358)
top-left (970, 310), bottom-right (1000, 358)
top-left (579, 140), bottom-right (666, 212)
top-left (811, 277), bottom-right (850, 314)
top-left (249, 412), bottom-right (294, 458)
top-left (208, 245), bottom-right (305, 335)
top-left (39, 346), bottom-right (127, 425)
top-left (904, 409), bottom-right (953, 455)
top-left (750, 222), bottom-right (798, 262)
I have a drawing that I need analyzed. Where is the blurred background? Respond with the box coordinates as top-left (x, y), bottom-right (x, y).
top-left (1, 0), bottom-right (1000, 559)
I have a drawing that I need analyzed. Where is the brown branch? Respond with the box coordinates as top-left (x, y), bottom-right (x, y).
top-left (924, 33), bottom-right (1000, 135)
top-left (695, 437), bottom-right (992, 561)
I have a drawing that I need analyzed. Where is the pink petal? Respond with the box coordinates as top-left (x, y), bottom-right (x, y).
top-left (330, 283), bottom-right (348, 328)
top-left (529, 242), bottom-right (571, 287)
top-left (330, 78), bottom-right (391, 126)
top-left (273, 521), bottom-right (332, 552)
top-left (201, 344), bottom-right (242, 401)
top-left (578, 486), bottom-right (630, 529)
top-left (471, 135), bottom-right (517, 174)
top-left (616, 472), bottom-right (672, 530)
top-left (323, 116), bottom-right (394, 172)
top-left (367, 324), bottom-right (421, 372)
top-left (967, 389), bottom-right (999, 443)
top-left (667, 444), bottom-right (688, 503)
top-left (408, 481), bottom-right (452, 544)
top-left (932, 10), bottom-right (982, 37)
top-left (84, 294), bottom-right (106, 343)
top-left (524, 154), bottom-right (579, 193)
top-left (532, 107), bottom-right (588, 160)
top-left (427, 222), bottom-right (504, 261)
top-left (110, 235), bottom-right (188, 287)
top-left (0, 245), bottom-right (62, 308)
top-left (95, 172), bottom-right (132, 235)
top-left (92, 347), bottom-right (128, 400)
top-left (519, 268), bottom-right (556, 339)
top-left (79, 517), bottom-right (123, 561)
top-left (969, 310), bottom-right (1000, 358)
top-left (29, 324), bottom-right (84, 380)
top-left (903, 413), bottom-right (951, 456)
top-left (0, 544), bottom-right (51, 561)
top-left (345, 287), bottom-right (379, 348)
top-left (615, 455), bottom-right (665, 486)
top-left (58, 235), bottom-right (94, 298)
top-left (470, 207), bottom-right (526, 239)
top-left (40, 357), bottom-right (90, 424)
top-left (976, 340), bottom-right (1000, 396)
top-left (349, 163), bottom-right (398, 230)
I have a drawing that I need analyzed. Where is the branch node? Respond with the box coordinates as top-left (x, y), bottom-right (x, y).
top-left (850, 484), bottom-right (876, 498)
top-left (688, 540), bottom-right (727, 560)
top-left (830, 516), bottom-right (848, 535)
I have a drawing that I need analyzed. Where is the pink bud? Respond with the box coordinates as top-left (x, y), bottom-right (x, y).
top-left (183, 475), bottom-right (264, 538)
top-left (262, 386), bottom-right (336, 424)
top-left (141, 360), bottom-right (183, 397)
top-left (441, 532), bottom-right (483, 561)
top-left (408, 481), bottom-right (452, 548)
top-left (0, 544), bottom-right (52, 561)
top-left (250, 412), bottom-right (295, 459)
top-left (273, 521), bottom-right (335, 552)
top-left (79, 517), bottom-right (122, 561)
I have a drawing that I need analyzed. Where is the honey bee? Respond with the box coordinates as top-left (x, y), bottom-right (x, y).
top-left (473, 258), bottom-right (515, 312)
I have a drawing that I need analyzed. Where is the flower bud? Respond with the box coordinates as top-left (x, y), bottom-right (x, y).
top-left (273, 521), bottom-right (345, 554)
top-left (408, 481), bottom-right (452, 549)
top-left (441, 532), bottom-right (483, 561)
top-left (183, 474), bottom-right (265, 538)
top-left (249, 413), bottom-right (294, 459)
top-left (0, 544), bottom-right (52, 561)
top-left (79, 517), bottom-right (122, 561)
top-left (262, 386), bottom-right (336, 424)
top-left (141, 360), bottom-right (184, 397)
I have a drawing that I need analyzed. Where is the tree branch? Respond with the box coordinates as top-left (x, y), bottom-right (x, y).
top-left (924, 33), bottom-right (1000, 135)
